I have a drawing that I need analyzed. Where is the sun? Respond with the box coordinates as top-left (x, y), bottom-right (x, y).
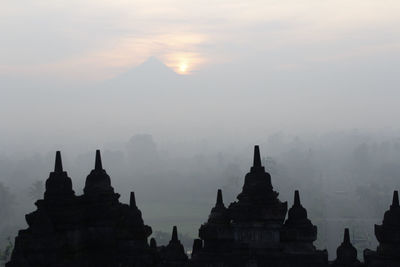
top-left (178, 62), bottom-right (188, 74)
top-left (164, 53), bottom-right (204, 75)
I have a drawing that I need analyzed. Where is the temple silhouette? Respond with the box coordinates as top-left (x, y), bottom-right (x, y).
top-left (6, 146), bottom-right (400, 267)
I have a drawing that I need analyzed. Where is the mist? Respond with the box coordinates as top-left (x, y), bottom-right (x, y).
top-left (1, 131), bottom-right (400, 260)
top-left (1, 0), bottom-right (400, 265)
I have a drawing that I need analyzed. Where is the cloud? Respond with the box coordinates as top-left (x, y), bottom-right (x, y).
top-left (1, 0), bottom-right (400, 80)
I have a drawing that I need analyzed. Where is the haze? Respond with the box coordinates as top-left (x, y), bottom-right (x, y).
top-left (1, 0), bottom-right (400, 261)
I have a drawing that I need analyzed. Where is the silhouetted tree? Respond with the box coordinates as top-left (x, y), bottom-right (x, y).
top-left (0, 237), bottom-right (13, 262)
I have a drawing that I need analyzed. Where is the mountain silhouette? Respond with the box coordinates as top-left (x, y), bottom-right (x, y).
top-left (109, 57), bottom-right (179, 87)
top-left (95, 57), bottom-right (188, 102)
top-left (132, 57), bottom-right (178, 76)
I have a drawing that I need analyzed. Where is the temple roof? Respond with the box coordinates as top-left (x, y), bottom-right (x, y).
top-left (83, 150), bottom-right (115, 196)
top-left (207, 189), bottom-right (229, 224)
top-left (236, 145), bottom-right (276, 202)
top-left (150, 238), bottom-right (157, 249)
top-left (251, 145), bottom-right (264, 172)
top-left (381, 190), bottom-right (400, 227)
top-left (334, 228), bottom-right (359, 265)
top-left (229, 145), bottom-right (287, 223)
top-left (44, 151), bottom-right (75, 200)
top-left (285, 190), bottom-right (312, 226)
top-left (161, 226), bottom-right (188, 261)
top-left (375, 190), bottom-right (400, 247)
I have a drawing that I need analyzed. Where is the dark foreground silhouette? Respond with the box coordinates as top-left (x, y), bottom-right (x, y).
top-left (7, 147), bottom-right (400, 267)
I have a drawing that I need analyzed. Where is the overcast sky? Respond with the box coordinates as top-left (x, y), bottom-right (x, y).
top-left (2, 0), bottom-right (399, 79)
top-left (1, 1), bottom-right (400, 151)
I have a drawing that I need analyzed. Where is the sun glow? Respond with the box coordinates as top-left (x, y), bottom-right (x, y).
top-left (165, 52), bottom-right (205, 75)
top-left (179, 62), bottom-right (188, 73)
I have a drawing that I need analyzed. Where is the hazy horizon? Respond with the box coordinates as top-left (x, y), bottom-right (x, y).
top-left (2, 1), bottom-right (400, 150)
top-left (1, 1), bottom-right (400, 262)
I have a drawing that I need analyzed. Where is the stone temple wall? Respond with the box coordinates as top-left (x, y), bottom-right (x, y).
top-left (6, 147), bottom-right (400, 267)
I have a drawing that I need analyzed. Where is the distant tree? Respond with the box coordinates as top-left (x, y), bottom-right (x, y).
top-left (0, 237), bottom-right (13, 262)
top-left (0, 182), bottom-right (14, 220)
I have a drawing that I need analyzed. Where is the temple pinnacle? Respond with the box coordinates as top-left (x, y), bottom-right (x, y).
top-left (150, 238), bottom-right (157, 249)
top-left (343, 228), bottom-right (350, 244)
top-left (216, 189), bottom-right (223, 206)
top-left (172, 226), bottom-right (178, 242)
top-left (130, 191), bottom-right (136, 208)
top-left (54, 151), bottom-right (63, 172)
top-left (192, 239), bottom-right (203, 256)
top-left (294, 190), bottom-right (301, 206)
top-left (392, 190), bottom-right (399, 207)
top-left (253, 145), bottom-right (262, 167)
top-left (95, 149), bottom-right (103, 170)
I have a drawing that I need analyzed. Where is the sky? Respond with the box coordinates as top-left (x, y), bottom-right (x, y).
top-left (1, 0), bottom-right (400, 152)
top-left (2, 1), bottom-right (400, 252)
top-left (2, 0), bottom-right (400, 79)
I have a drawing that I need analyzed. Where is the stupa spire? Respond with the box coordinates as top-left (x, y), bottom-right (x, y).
top-left (83, 149), bottom-right (115, 197)
top-left (192, 239), bottom-right (203, 257)
top-left (172, 226), bottom-right (178, 242)
top-left (343, 228), bottom-right (350, 244)
top-left (216, 189), bottom-right (223, 206)
top-left (294, 190), bottom-right (301, 206)
top-left (130, 191), bottom-right (136, 207)
top-left (204, 189), bottom-right (229, 224)
top-left (150, 238), bottom-right (157, 249)
top-left (253, 145), bottom-right (262, 167)
top-left (95, 149), bottom-right (103, 170)
top-left (392, 190), bottom-right (399, 207)
top-left (333, 228), bottom-right (360, 266)
top-left (54, 151), bottom-right (63, 172)
top-left (164, 225), bottom-right (188, 262)
top-left (44, 151), bottom-right (74, 200)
